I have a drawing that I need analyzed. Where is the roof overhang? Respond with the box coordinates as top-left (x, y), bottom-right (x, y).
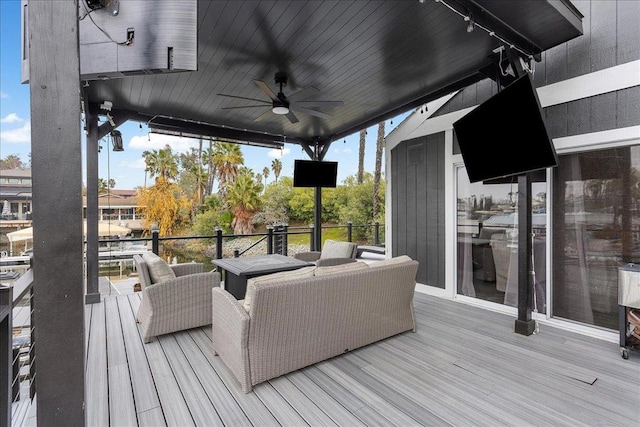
top-left (84, 0), bottom-right (583, 150)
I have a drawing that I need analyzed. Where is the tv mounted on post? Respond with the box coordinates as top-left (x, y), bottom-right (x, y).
top-left (452, 74), bottom-right (557, 183)
top-left (293, 160), bottom-right (338, 188)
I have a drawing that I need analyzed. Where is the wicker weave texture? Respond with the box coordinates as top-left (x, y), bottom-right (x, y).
top-left (134, 255), bottom-right (221, 343)
top-left (212, 259), bottom-right (418, 392)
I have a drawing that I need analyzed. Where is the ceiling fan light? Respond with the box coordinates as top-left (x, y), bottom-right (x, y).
top-left (272, 105), bottom-right (289, 115)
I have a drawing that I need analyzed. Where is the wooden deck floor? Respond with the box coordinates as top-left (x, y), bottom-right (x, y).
top-left (18, 291), bottom-right (640, 426)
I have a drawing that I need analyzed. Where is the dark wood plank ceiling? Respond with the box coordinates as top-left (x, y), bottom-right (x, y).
top-left (85, 0), bottom-right (583, 148)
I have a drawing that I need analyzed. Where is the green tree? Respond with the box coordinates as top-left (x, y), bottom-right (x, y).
top-left (142, 145), bottom-right (179, 181)
top-left (288, 186), bottom-right (315, 223)
top-left (98, 178), bottom-right (108, 194)
top-left (271, 158), bottom-right (282, 182)
top-left (179, 147), bottom-right (208, 215)
top-left (202, 141), bottom-right (217, 196)
top-left (373, 121), bottom-right (385, 218)
top-left (213, 142), bottom-right (244, 201)
top-left (254, 176), bottom-right (293, 225)
top-left (192, 195), bottom-right (232, 236)
top-left (227, 170), bottom-right (262, 234)
top-left (357, 128), bottom-right (366, 184)
top-left (0, 154), bottom-right (26, 170)
top-left (262, 167), bottom-right (270, 191)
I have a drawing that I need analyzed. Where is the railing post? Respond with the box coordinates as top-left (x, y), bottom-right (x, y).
top-left (309, 225), bottom-right (315, 251)
top-left (215, 227), bottom-right (223, 259)
top-left (29, 286), bottom-right (35, 399)
top-left (267, 227), bottom-right (274, 255)
top-left (151, 224), bottom-right (160, 255)
top-left (374, 221), bottom-right (380, 245)
top-left (0, 286), bottom-right (13, 427)
top-left (283, 224), bottom-right (289, 256)
top-left (347, 221), bottom-right (353, 243)
top-left (233, 249), bottom-right (240, 258)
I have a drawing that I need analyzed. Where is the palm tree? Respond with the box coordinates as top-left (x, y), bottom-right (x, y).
top-left (227, 172), bottom-right (262, 235)
top-left (262, 167), bottom-right (270, 191)
top-left (142, 145), bottom-right (179, 181)
top-left (373, 121), bottom-right (385, 218)
top-left (271, 158), bottom-right (282, 182)
top-left (357, 128), bottom-right (366, 184)
top-left (97, 178), bottom-right (108, 194)
top-left (212, 142), bottom-right (244, 201)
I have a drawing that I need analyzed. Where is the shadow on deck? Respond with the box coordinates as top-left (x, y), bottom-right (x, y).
top-left (15, 290), bottom-right (640, 426)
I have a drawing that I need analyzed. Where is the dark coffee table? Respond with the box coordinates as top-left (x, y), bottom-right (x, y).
top-left (212, 254), bottom-right (313, 299)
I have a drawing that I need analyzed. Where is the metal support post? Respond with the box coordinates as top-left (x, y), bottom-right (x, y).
top-left (515, 173), bottom-right (536, 335)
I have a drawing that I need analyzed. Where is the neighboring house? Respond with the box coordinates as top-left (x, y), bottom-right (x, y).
top-left (0, 168), bottom-right (143, 231)
top-left (0, 168), bottom-right (33, 220)
top-left (83, 189), bottom-right (145, 233)
top-left (386, 0), bottom-right (640, 339)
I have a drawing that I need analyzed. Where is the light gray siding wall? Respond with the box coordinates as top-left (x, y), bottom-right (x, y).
top-left (391, 134), bottom-right (445, 288)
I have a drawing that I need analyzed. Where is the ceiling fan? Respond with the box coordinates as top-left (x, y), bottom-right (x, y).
top-left (217, 72), bottom-right (343, 124)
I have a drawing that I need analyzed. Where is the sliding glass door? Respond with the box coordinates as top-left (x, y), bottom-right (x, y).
top-left (456, 167), bottom-right (547, 313)
top-left (552, 146), bottom-right (640, 329)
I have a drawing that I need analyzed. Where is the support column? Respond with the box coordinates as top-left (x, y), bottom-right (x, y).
top-left (515, 173), bottom-right (535, 335)
top-left (85, 101), bottom-right (100, 304)
top-left (28, 0), bottom-right (86, 424)
top-left (314, 187), bottom-right (322, 250)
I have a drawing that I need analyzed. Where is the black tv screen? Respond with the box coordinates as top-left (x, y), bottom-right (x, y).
top-left (293, 160), bottom-right (338, 187)
top-left (452, 74), bottom-right (557, 183)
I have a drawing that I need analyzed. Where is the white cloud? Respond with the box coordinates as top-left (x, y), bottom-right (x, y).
top-left (333, 147), bottom-right (352, 154)
top-left (0, 92), bottom-right (8, 99)
top-left (128, 133), bottom-right (199, 153)
top-left (119, 157), bottom-right (147, 170)
top-left (0, 121), bottom-right (31, 143)
top-left (1, 113), bottom-right (23, 124)
top-left (268, 147), bottom-right (291, 159)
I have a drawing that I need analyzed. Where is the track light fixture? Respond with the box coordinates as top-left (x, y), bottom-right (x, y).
top-left (465, 15), bottom-right (475, 33)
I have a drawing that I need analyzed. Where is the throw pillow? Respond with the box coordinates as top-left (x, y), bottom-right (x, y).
top-left (142, 252), bottom-right (176, 283)
top-left (242, 266), bottom-right (316, 312)
top-left (319, 239), bottom-right (356, 259)
top-left (368, 255), bottom-right (413, 269)
top-left (314, 261), bottom-right (369, 276)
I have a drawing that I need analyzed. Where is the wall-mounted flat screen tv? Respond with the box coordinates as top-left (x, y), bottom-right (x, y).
top-left (293, 160), bottom-right (338, 188)
top-left (452, 74), bottom-right (557, 183)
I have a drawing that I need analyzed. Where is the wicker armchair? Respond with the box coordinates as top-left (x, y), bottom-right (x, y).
top-left (133, 253), bottom-right (221, 343)
top-left (293, 239), bottom-right (358, 267)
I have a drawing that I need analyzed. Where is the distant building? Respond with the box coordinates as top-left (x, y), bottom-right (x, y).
top-left (85, 189), bottom-right (145, 233)
top-left (1, 168), bottom-right (143, 231)
top-left (0, 168), bottom-right (32, 220)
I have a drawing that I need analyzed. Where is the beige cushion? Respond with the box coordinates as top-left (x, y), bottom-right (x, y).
top-left (314, 261), bottom-right (369, 276)
top-left (319, 240), bottom-right (356, 259)
top-left (142, 252), bottom-right (176, 284)
top-left (243, 266), bottom-right (316, 312)
top-left (368, 255), bottom-right (413, 269)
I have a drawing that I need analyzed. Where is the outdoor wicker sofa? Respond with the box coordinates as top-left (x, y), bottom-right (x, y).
top-left (134, 252), bottom-right (221, 343)
top-left (211, 255), bottom-right (419, 393)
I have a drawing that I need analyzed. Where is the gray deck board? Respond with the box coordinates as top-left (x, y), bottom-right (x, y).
top-left (104, 297), bottom-right (138, 426)
top-left (116, 295), bottom-right (162, 416)
top-left (20, 290), bottom-right (640, 426)
top-left (85, 300), bottom-right (108, 425)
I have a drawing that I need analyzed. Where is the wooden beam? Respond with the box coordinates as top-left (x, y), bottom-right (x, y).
top-left (28, 0), bottom-right (86, 423)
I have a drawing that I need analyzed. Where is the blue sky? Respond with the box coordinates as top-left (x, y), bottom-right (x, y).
top-left (0, 0), bottom-right (411, 190)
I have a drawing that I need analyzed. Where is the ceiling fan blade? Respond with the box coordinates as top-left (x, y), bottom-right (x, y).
top-left (290, 106), bottom-right (332, 120)
top-left (285, 110), bottom-right (299, 124)
top-left (287, 86), bottom-right (319, 101)
top-left (291, 100), bottom-right (344, 108)
top-left (253, 108), bottom-right (274, 122)
top-left (221, 105), bottom-right (270, 110)
top-left (217, 93), bottom-right (270, 103)
top-left (254, 80), bottom-right (279, 101)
